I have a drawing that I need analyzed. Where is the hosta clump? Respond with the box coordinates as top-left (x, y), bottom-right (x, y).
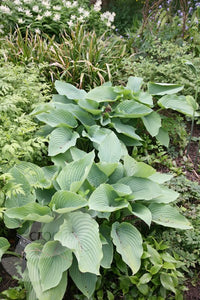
top-left (0, 151), bottom-right (191, 299)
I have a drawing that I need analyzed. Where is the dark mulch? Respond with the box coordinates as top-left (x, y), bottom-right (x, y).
top-left (184, 276), bottom-right (200, 300)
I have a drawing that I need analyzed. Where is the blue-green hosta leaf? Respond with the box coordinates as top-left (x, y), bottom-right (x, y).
top-left (149, 172), bottom-right (173, 184)
top-left (86, 86), bottom-right (117, 102)
top-left (158, 94), bottom-right (195, 117)
top-left (42, 215), bottom-right (66, 242)
top-left (126, 76), bottom-right (143, 92)
top-left (78, 99), bottom-right (102, 115)
top-left (152, 187), bottom-right (179, 204)
top-left (36, 109), bottom-right (78, 128)
top-left (148, 82), bottom-right (183, 95)
top-left (50, 191), bottom-right (88, 213)
top-left (124, 155), bottom-right (156, 178)
top-left (111, 222), bottom-right (143, 274)
top-left (57, 151), bottom-right (94, 192)
top-left (115, 100), bottom-right (152, 118)
top-left (3, 215), bottom-right (23, 229)
top-left (87, 164), bottom-right (108, 187)
top-left (156, 128), bottom-right (169, 147)
top-left (142, 111), bottom-right (161, 137)
top-left (186, 95), bottom-right (199, 111)
top-left (131, 203), bottom-right (152, 227)
top-left (42, 166), bottom-right (59, 183)
top-left (52, 94), bottom-right (74, 104)
top-left (48, 127), bottom-right (79, 157)
top-left (118, 134), bottom-right (142, 147)
top-left (39, 241), bottom-right (72, 292)
top-left (36, 187), bottom-right (56, 206)
top-left (111, 119), bottom-right (142, 141)
top-left (98, 132), bottom-right (122, 163)
top-left (54, 212), bottom-right (103, 274)
top-left (108, 163), bottom-right (124, 184)
top-left (88, 184), bottom-right (129, 212)
top-left (111, 183), bottom-right (132, 196)
top-left (25, 242), bottom-right (68, 300)
top-left (55, 80), bottom-right (86, 100)
top-left (100, 225), bottom-right (113, 269)
top-left (134, 91), bottom-right (153, 106)
top-left (69, 259), bottom-right (97, 298)
top-left (70, 147), bottom-right (87, 160)
top-left (82, 125), bottom-right (111, 145)
top-left (119, 177), bottom-right (162, 200)
top-left (51, 151), bottom-right (71, 168)
top-left (0, 237), bottom-right (10, 260)
top-left (5, 203), bottom-right (53, 223)
top-left (149, 203), bottom-right (192, 229)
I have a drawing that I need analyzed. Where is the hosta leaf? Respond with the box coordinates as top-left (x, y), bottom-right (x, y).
top-left (39, 241), bottom-right (72, 291)
top-left (87, 164), bottom-right (108, 187)
top-left (42, 166), bottom-right (59, 182)
top-left (142, 111), bottom-right (161, 137)
top-left (126, 76), bottom-right (143, 92)
top-left (54, 212), bottom-right (103, 274)
top-left (134, 91), bottom-right (153, 106)
top-left (111, 222), bottom-right (143, 274)
top-left (115, 100), bottom-right (152, 118)
top-left (55, 80), bottom-right (86, 100)
top-left (51, 151), bottom-right (71, 168)
top-left (82, 125), bottom-right (111, 145)
top-left (69, 105), bottom-right (96, 126)
top-left (5, 202), bottom-right (53, 223)
top-left (36, 109), bottom-right (78, 128)
top-left (131, 203), bottom-right (152, 227)
top-left (152, 187), bottom-right (179, 204)
top-left (48, 127), bottom-right (79, 156)
top-left (69, 259), bottom-right (97, 298)
top-left (78, 99), bottom-right (102, 115)
top-left (70, 147), bottom-right (87, 160)
top-left (148, 82), bottom-right (183, 95)
top-left (3, 215), bottom-right (23, 229)
top-left (111, 183), bottom-right (132, 196)
top-left (156, 128), bottom-right (169, 147)
top-left (52, 94), bottom-right (74, 104)
top-left (98, 132), bottom-right (122, 163)
top-left (97, 162), bottom-right (119, 177)
top-left (149, 203), bottom-right (192, 229)
top-left (186, 95), bottom-right (199, 111)
top-left (36, 187), bottom-right (56, 206)
top-left (88, 184), bottom-right (129, 212)
top-left (0, 237), bottom-right (10, 260)
top-left (108, 163), bottom-right (124, 184)
top-left (100, 225), bottom-right (113, 269)
top-left (160, 273), bottom-right (176, 294)
top-left (86, 86), bottom-right (117, 102)
top-left (149, 172), bottom-right (173, 184)
top-left (111, 119), bottom-right (142, 141)
top-left (57, 151), bottom-right (94, 192)
top-left (119, 177), bottom-right (162, 200)
top-left (50, 191), bottom-right (88, 213)
top-left (124, 155), bottom-right (156, 178)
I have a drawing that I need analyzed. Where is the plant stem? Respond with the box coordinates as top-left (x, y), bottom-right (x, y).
top-left (5, 251), bottom-right (22, 258)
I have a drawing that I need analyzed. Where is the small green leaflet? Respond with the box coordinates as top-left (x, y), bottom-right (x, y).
top-left (0, 237), bottom-right (10, 260)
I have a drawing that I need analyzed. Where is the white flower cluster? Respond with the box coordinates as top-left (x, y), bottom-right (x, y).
top-left (94, 0), bottom-right (102, 12)
top-left (101, 11), bottom-right (116, 27)
top-left (0, 5), bottom-right (11, 14)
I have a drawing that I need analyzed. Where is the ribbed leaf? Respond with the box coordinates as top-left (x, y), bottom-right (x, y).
top-left (89, 184), bottom-right (129, 212)
top-left (52, 94), bottom-right (74, 104)
top-left (124, 155), bottom-right (156, 178)
top-left (55, 80), bottom-right (86, 100)
top-left (115, 100), bottom-right (152, 118)
top-left (142, 111), bottom-right (161, 137)
top-left (111, 119), bottom-right (142, 140)
top-left (87, 164), bottom-right (108, 187)
top-left (50, 191), bottom-right (88, 213)
top-left (156, 128), bottom-right (169, 147)
top-left (48, 127), bottom-right (79, 156)
top-left (149, 203), bottom-right (192, 229)
top-left (153, 187), bottom-right (179, 204)
top-left (86, 86), bottom-right (117, 102)
top-left (78, 99), bottom-right (101, 114)
top-left (56, 151), bottom-right (94, 192)
top-left (70, 259), bottom-right (97, 298)
top-left (132, 203), bottom-right (152, 227)
top-left (111, 183), bottom-right (132, 196)
top-left (98, 132), bottom-right (122, 163)
top-left (39, 241), bottom-right (72, 291)
top-left (54, 212), bottom-right (103, 274)
top-left (100, 225), bottom-right (113, 269)
top-left (134, 91), bottom-right (153, 106)
top-left (36, 109), bottom-right (78, 128)
top-left (111, 222), bottom-right (143, 274)
top-left (0, 237), bottom-right (10, 260)
top-left (82, 125), bottom-right (111, 145)
top-left (148, 83), bottom-right (183, 95)
top-left (158, 94), bottom-right (195, 116)
top-left (126, 76), bottom-right (143, 92)
top-left (97, 162), bottom-right (119, 177)
top-left (149, 172), bottom-right (173, 184)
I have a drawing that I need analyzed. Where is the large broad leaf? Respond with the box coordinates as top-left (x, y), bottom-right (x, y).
top-left (126, 76), bottom-right (143, 92)
top-left (152, 187), bottom-right (179, 204)
top-left (100, 225), bottom-right (113, 269)
top-left (148, 83), bottom-right (183, 95)
top-left (0, 237), bottom-right (10, 260)
top-left (50, 191), bottom-right (88, 213)
top-left (124, 155), bottom-right (156, 178)
top-left (39, 241), bottom-right (72, 291)
top-left (36, 109), bottom-right (78, 128)
top-left (115, 100), bottom-right (152, 118)
top-left (52, 94), bottom-right (74, 104)
top-left (111, 119), bottom-right (142, 141)
top-left (108, 163), bottom-right (124, 184)
top-left (111, 183), bottom-right (132, 196)
top-left (119, 177), bottom-right (162, 200)
top-left (78, 99), bottom-right (102, 115)
top-left (149, 172), bottom-right (173, 184)
top-left (87, 164), bottom-right (108, 187)
top-left (98, 132), bottom-right (122, 163)
top-left (131, 203), bottom-right (152, 227)
top-left (158, 94), bottom-right (195, 117)
top-left (111, 222), bottom-right (143, 274)
top-left (156, 128), bottom-right (169, 147)
top-left (55, 80), bottom-right (86, 100)
top-left (134, 91), bottom-right (153, 106)
top-left (97, 162), bottom-right (119, 177)
top-left (88, 184), bottom-right (129, 212)
top-left (142, 112), bottom-right (161, 137)
top-left (86, 86), bottom-right (117, 102)
top-left (48, 127), bottom-right (79, 156)
top-left (69, 259), bottom-right (97, 298)
top-left (149, 203), bottom-right (192, 229)
top-left (57, 151), bottom-right (94, 192)
top-left (5, 202), bottom-right (53, 223)
top-left (82, 125), bottom-right (111, 145)
top-left (54, 212), bottom-right (103, 275)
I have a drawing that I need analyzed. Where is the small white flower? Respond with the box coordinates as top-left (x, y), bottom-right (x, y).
top-left (24, 0), bottom-right (31, 3)
top-left (106, 21), bottom-right (111, 27)
top-left (35, 28), bottom-right (41, 34)
top-left (0, 5), bottom-right (11, 14)
top-left (71, 15), bottom-right (76, 20)
top-left (78, 7), bottom-right (84, 14)
top-left (0, 28), bottom-right (4, 34)
top-left (25, 10), bottom-right (32, 17)
top-left (72, 1), bottom-right (78, 7)
top-left (17, 7), bottom-right (25, 12)
top-left (37, 15), bottom-right (43, 20)
top-left (65, 1), bottom-right (71, 8)
top-left (44, 11), bottom-right (51, 17)
top-left (78, 16), bottom-right (84, 22)
top-left (18, 18), bottom-right (25, 24)
top-left (53, 13), bottom-right (60, 21)
top-left (32, 5), bottom-right (39, 13)
top-left (53, 5), bottom-right (61, 11)
top-left (83, 11), bottom-right (89, 18)
top-left (94, 0), bottom-right (102, 11)
top-left (14, 0), bottom-right (21, 5)
top-left (67, 20), bottom-right (73, 27)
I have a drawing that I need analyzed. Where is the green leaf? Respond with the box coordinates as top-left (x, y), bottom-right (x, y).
top-left (139, 273), bottom-right (152, 285)
top-left (55, 80), bottom-right (86, 100)
top-left (153, 187), bottom-right (179, 204)
top-left (57, 151), bottom-right (94, 192)
top-left (5, 203), bottom-right (53, 223)
top-left (142, 111), bottom-right (161, 137)
top-left (160, 273), bottom-right (176, 294)
top-left (86, 86), bottom-right (117, 102)
top-left (50, 191), bottom-right (88, 213)
top-left (97, 162), bottom-right (118, 177)
top-left (0, 237), bottom-right (10, 260)
top-left (137, 284), bottom-right (149, 295)
top-left (111, 119), bottom-right (142, 141)
top-left (69, 259), bottom-right (97, 298)
top-left (156, 128), bottom-right (169, 147)
top-left (78, 99), bottom-right (102, 115)
top-left (111, 183), bottom-right (132, 196)
top-left (147, 244), bottom-right (163, 265)
top-left (48, 127), bottom-right (79, 156)
top-left (87, 164), bottom-right (108, 187)
top-left (148, 83), bottom-right (183, 95)
top-left (111, 222), bottom-right (143, 274)
top-left (100, 225), bottom-right (113, 269)
top-left (89, 184), bottom-right (129, 212)
top-left (126, 76), bottom-right (143, 92)
top-left (54, 212), bottom-right (102, 274)
top-left (150, 264), bottom-right (162, 275)
top-left (52, 94), bottom-right (74, 104)
top-left (124, 155), bottom-right (156, 178)
top-left (115, 100), bottom-right (152, 118)
top-left (135, 91), bottom-right (153, 106)
top-left (149, 203), bottom-right (192, 229)
top-left (186, 95), bottom-right (198, 111)
top-left (82, 125), bottom-right (111, 145)
top-left (131, 203), bottom-right (152, 227)
top-left (39, 241), bottom-right (72, 291)
top-left (149, 172), bottom-right (173, 184)
top-left (98, 132), bottom-right (122, 163)
top-left (36, 109), bottom-right (78, 128)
